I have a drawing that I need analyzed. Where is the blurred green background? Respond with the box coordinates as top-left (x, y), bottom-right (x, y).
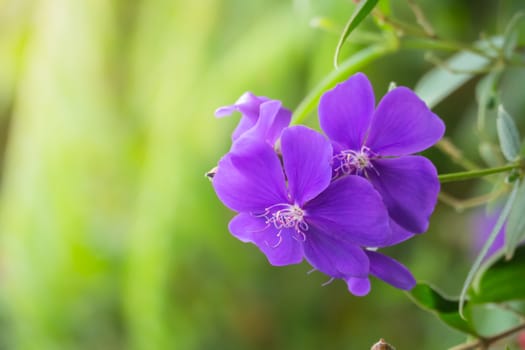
top-left (0, 0), bottom-right (524, 349)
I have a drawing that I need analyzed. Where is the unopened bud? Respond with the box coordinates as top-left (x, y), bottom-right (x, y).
top-left (370, 338), bottom-right (395, 350)
top-left (205, 166), bottom-right (218, 181)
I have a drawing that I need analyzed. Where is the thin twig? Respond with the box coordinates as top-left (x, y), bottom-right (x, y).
top-left (438, 187), bottom-right (505, 212)
top-left (373, 10), bottom-right (493, 58)
top-left (449, 322), bottom-right (525, 350)
top-left (407, 0), bottom-right (436, 38)
top-left (436, 138), bottom-right (480, 171)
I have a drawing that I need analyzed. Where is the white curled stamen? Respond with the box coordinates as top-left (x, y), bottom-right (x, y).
top-left (333, 145), bottom-right (379, 178)
top-left (322, 277), bottom-right (335, 287)
top-left (254, 203), bottom-right (308, 248)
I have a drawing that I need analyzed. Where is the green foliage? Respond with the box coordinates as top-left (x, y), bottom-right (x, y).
top-left (408, 283), bottom-right (478, 336)
top-left (0, 0), bottom-right (524, 349)
top-left (497, 105), bottom-right (521, 162)
top-left (459, 180), bottom-right (520, 316)
top-left (333, 0), bottom-right (379, 68)
top-left (506, 182), bottom-right (525, 259)
top-left (475, 71), bottom-right (501, 132)
top-left (414, 49), bottom-right (492, 109)
top-left (502, 12), bottom-right (525, 59)
top-left (470, 246), bottom-right (525, 303)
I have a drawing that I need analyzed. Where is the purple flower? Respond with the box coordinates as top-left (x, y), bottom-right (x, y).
top-left (213, 125), bottom-right (396, 294)
top-left (215, 92), bottom-right (291, 145)
top-left (319, 73), bottom-right (445, 234)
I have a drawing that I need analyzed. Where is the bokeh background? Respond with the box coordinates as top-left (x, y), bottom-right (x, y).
top-left (0, 0), bottom-right (524, 349)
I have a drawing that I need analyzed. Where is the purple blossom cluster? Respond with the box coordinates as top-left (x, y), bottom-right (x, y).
top-left (210, 73), bottom-right (445, 295)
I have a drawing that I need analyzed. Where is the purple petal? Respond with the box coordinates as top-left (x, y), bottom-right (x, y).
top-left (303, 227), bottom-right (369, 278)
top-left (366, 250), bottom-right (416, 290)
top-left (242, 100), bottom-right (291, 146)
top-left (365, 87), bottom-right (445, 156)
top-left (228, 212), bottom-right (269, 242)
top-left (266, 103), bottom-right (291, 145)
top-left (368, 156), bottom-right (440, 234)
top-left (345, 276), bottom-right (371, 296)
top-left (305, 175), bottom-right (391, 247)
top-left (319, 73), bottom-right (375, 150)
top-left (216, 93), bottom-right (266, 141)
top-left (229, 213), bottom-right (304, 266)
top-left (213, 137), bottom-right (287, 212)
top-left (215, 92), bottom-right (267, 119)
top-left (231, 116), bottom-right (256, 141)
top-left (382, 219), bottom-right (416, 247)
top-left (281, 126), bottom-right (332, 206)
top-left (215, 92), bottom-right (291, 143)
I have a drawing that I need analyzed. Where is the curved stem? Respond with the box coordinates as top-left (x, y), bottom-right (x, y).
top-left (438, 164), bottom-right (521, 183)
top-left (291, 43), bottom-right (396, 125)
top-left (407, 0), bottom-right (436, 38)
top-left (435, 138), bottom-right (481, 171)
top-left (438, 186), bottom-right (504, 213)
top-left (449, 322), bottom-right (525, 350)
top-left (374, 11), bottom-right (492, 57)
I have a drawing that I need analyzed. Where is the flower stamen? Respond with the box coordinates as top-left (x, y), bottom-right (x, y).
top-left (255, 203), bottom-right (309, 246)
top-left (333, 146), bottom-right (379, 178)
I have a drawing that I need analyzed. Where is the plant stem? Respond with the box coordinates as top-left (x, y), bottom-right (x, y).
top-left (438, 164), bottom-right (521, 183)
top-left (449, 322), bottom-right (525, 350)
top-left (374, 11), bottom-right (492, 57)
top-left (291, 43), bottom-right (396, 125)
top-left (407, 0), bottom-right (436, 38)
top-left (438, 187), bottom-right (504, 213)
top-left (436, 138), bottom-right (480, 171)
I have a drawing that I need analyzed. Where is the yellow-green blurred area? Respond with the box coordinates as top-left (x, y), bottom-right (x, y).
top-left (0, 0), bottom-right (524, 349)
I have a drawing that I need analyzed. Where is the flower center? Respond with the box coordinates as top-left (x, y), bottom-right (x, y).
top-left (255, 203), bottom-right (308, 247)
top-left (333, 146), bottom-right (378, 177)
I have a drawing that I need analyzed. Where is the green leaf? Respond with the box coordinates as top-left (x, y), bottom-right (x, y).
top-left (475, 71), bottom-right (501, 132)
top-left (497, 105), bottom-right (521, 162)
top-left (333, 0), bottom-right (379, 68)
top-left (502, 12), bottom-right (525, 59)
top-left (459, 181), bottom-right (520, 316)
top-left (506, 181), bottom-right (525, 259)
top-left (408, 283), bottom-right (479, 336)
top-left (414, 50), bottom-right (491, 109)
top-left (469, 245), bottom-right (525, 303)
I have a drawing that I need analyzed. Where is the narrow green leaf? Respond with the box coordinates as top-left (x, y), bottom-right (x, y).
top-left (333, 0), bottom-right (379, 68)
top-left (475, 71), bottom-right (501, 132)
top-left (415, 50), bottom-right (491, 109)
top-left (506, 181), bottom-right (525, 259)
top-left (459, 181), bottom-right (520, 315)
top-left (470, 245), bottom-right (525, 303)
top-left (502, 12), bottom-right (525, 59)
top-left (408, 283), bottom-right (479, 336)
top-left (497, 105), bottom-right (521, 162)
